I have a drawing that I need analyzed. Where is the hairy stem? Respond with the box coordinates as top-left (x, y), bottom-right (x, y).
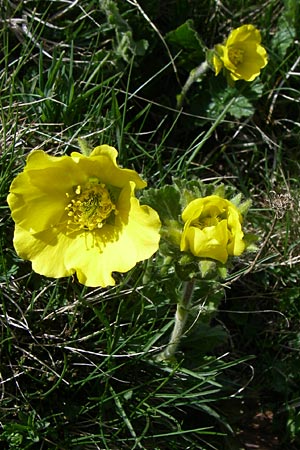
top-left (157, 279), bottom-right (195, 361)
top-left (177, 61), bottom-right (209, 109)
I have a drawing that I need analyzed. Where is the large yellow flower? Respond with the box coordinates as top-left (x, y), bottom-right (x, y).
top-left (7, 146), bottom-right (161, 287)
top-left (180, 195), bottom-right (245, 264)
top-left (213, 24), bottom-right (268, 82)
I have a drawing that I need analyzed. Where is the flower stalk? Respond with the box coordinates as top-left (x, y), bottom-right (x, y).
top-left (177, 61), bottom-right (209, 109)
top-left (157, 279), bottom-right (195, 361)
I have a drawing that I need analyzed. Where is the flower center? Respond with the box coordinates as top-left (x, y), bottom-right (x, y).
top-left (66, 179), bottom-right (117, 231)
top-left (193, 205), bottom-right (227, 230)
top-left (228, 47), bottom-right (244, 66)
top-left (195, 216), bottom-right (219, 228)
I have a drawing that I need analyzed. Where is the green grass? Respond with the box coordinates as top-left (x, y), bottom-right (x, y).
top-left (1, 0), bottom-right (300, 448)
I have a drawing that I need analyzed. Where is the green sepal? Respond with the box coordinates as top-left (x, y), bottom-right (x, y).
top-left (173, 178), bottom-right (219, 209)
top-left (78, 138), bottom-right (92, 156)
top-left (175, 254), bottom-right (227, 282)
top-left (244, 232), bottom-right (259, 252)
top-left (239, 199), bottom-right (252, 215)
top-left (205, 48), bottom-right (216, 69)
top-left (213, 184), bottom-right (226, 198)
top-left (217, 265), bottom-right (228, 279)
top-left (198, 259), bottom-right (216, 278)
top-left (175, 260), bottom-right (199, 281)
top-left (230, 193), bottom-right (252, 215)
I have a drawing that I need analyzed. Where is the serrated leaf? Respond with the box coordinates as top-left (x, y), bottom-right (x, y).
top-left (228, 95), bottom-right (255, 119)
top-left (208, 90), bottom-right (254, 119)
top-left (166, 20), bottom-right (206, 69)
top-left (140, 185), bottom-right (181, 224)
top-left (245, 79), bottom-right (265, 96)
top-left (173, 178), bottom-right (215, 209)
top-left (100, 0), bottom-right (148, 61)
top-left (271, 0), bottom-right (297, 58)
top-left (272, 19), bottom-right (295, 58)
top-left (166, 19), bottom-right (205, 54)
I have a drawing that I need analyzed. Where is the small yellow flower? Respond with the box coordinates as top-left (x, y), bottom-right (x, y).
top-left (180, 195), bottom-right (245, 264)
top-left (7, 146), bottom-right (161, 287)
top-left (213, 24), bottom-right (268, 82)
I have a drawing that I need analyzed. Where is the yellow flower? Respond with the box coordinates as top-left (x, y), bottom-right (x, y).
top-left (180, 195), bottom-right (245, 264)
top-left (7, 146), bottom-right (161, 287)
top-left (213, 24), bottom-right (268, 82)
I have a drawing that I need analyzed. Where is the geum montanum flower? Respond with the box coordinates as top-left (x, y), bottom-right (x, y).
top-left (7, 145), bottom-right (161, 287)
top-left (213, 24), bottom-right (268, 82)
top-left (180, 195), bottom-right (245, 264)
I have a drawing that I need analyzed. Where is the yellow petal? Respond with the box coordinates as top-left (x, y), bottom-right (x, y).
top-left (64, 185), bottom-right (161, 287)
top-left (71, 145), bottom-right (147, 190)
top-left (13, 225), bottom-right (75, 278)
top-left (64, 230), bottom-right (118, 287)
top-left (8, 147), bottom-right (161, 287)
top-left (183, 221), bottom-right (229, 264)
top-left (7, 150), bottom-right (79, 233)
top-left (229, 41), bottom-right (268, 81)
top-left (227, 205), bottom-right (245, 256)
top-left (218, 24), bottom-right (268, 82)
top-left (226, 24), bottom-right (261, 46)
top-left (180, 195), bottom-right (245, 263)
top-left (213, 44), bottom-right (225, 76)
top-left (181, 198), bottom-right (204, 223)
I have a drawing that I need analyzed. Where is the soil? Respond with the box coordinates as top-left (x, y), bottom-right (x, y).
top-left (237, 409), bottom-right (280, 450)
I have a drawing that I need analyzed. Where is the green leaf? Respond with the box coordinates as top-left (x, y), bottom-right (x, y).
top-left (100, 0), bottom-right (149, 61)
top-left (166, 20), bottom-right (206, 69)
top-left (166, 19), bottom-right (204, 52)
top-left (208, 88), bottom-right (254, 119)
top-left (271, 0), bottom-right (298, 58)
top-left (207, 75), bottom-right (266, 120)
top-left (227, 94), bottom-right (254, 119)
top-left (140, 185), bottom-right (181, 224)
top-left (271, 17), bottom-right (295, 58)
top-left (173, 178), bottom-right (217, 209)
top-left (133, 39), bottom-right (149, 56)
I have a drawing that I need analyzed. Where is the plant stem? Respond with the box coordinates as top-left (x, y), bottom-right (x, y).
top-left (177, 61), bottom-right (209, 109)
top-left (157, 279), bottom-right (195, 361)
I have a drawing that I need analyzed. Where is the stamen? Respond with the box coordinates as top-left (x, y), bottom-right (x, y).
top-left (195, 216), bottom-right (219, 228)
top-left (194, 209), bottom-right (226, 229)
top-left (228, 47), bottom-right (244, 66)
top-left (65, 180), bottom-right (118, 231)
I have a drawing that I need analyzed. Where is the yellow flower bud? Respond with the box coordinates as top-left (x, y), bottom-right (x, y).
top-left (180, 195), bottom-right (245, 263)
